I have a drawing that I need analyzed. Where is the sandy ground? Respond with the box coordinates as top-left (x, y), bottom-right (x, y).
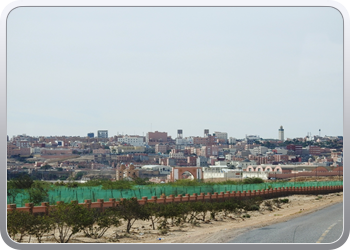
top-left (19, 192), bottom-right (343, 244)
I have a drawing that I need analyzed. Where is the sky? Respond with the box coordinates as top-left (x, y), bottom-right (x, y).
top-left (6, 7), bottom-right (343, 140)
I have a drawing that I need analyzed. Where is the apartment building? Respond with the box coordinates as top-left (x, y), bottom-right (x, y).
top-left (146, 131), bottom-right (168, 146)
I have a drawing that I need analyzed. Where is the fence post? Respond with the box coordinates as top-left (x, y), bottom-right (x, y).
top-left (41, 202), bottom-right (49, 215)
top-left (141, 197), bottom-right (148, 205)
top-left (109, 198), bottom-right (116, 207)
top-left (25, 203), bottom-right (34, 214)
top-left (97, 199), bottom-right (104, 212)
top-left (84, 199), bottom-right (92, 209)
top-left (7, 204), bottom-right (16, 212)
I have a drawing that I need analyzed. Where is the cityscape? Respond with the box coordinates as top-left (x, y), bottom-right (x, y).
top-left (7, 126), bottom-right (343, 182)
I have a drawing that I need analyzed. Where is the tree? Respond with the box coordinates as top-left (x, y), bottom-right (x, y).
top-left (8, 174), bottom-right (33, 189)
top-left (7, 210), bottom-right (33, 242)
top-left (144, 202), bottom-right (162, 230)
top-left (40, 165), bottom-right (52, 170)
top-left (83, 208), bottom-right (121, 239)
top-left (112, 198), bottom-right (148, 233)
top-left (49, 202), bottom-right (92, 243)
top-left (26, 181), bottom-right (51, 205)
top-left (28, 215), bottom-right (53, 243)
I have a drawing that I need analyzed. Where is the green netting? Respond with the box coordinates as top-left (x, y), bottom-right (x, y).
top-left (7, 181), bottom-right (343, 207)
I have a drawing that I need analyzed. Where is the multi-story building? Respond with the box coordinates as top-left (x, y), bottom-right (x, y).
top-left (308, 145), bottom-right (321, 156)
top-left (175, 137), bottom-right (194, 145)
top-left (286, 144), bottom-right (303, 155)
top-left (214, 132), bottom-right (228, 142)
top-left (245, 135), bottom-right (260, 144)
top-left (97, 130), bottom-right (108, 138)
top-left (251, 146), bottom-right (269, 156)
top-left (278, 126), bottom-right (284, 141)
top-left (118, 136), bottom-right (144, 147)
top-left (146, 131), bottom-right (168, 146)
top-left (155, 143), bottom-right (168, 154)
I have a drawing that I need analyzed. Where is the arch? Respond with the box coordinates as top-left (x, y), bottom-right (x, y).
top-left (333, 166), bottom-right (343, 172)
top-left (264, 166), bottom-right (273, 172)
top-left (181, 170), bottom-right (195, 179)
top-left (170, 167), bottom-right (203, 182)
top-left (246, 166), bottom-right (255, 172)
top-left (256, 166), bottom-right (264, 172)
top-left (273, 166), bottom-right (282, 172)
top-left (312, 166), bottom-right (328, 172)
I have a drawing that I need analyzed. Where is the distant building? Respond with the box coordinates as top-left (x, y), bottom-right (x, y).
top-left (97, 130), bottom-right (108, 138)
top-left (87, 133), bottom-right (94, 138)
top-left (245, 135), bottom-right (260, 144)
top-left (146, 131), bottom-right (168, 146)
top-left (118, 136), bottom-right (144, 147)
top-left (278, 126), bottom-right (284, 141)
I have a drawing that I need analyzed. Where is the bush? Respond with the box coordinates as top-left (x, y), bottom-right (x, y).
top-left (264, 200), bottom-right (273, 211)
top-left (243, 178), bottom-right (264, 184)
top-left (280, 198), bottom-right (289, 203)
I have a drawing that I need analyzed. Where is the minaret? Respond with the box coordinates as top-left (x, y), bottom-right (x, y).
top-left (278, 126), bottom-right (284, 141)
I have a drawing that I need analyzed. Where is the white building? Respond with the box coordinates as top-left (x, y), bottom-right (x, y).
top-left (214, 132), bottom-right (228, 141)
top-left (251, 146), bottom-right (269, 156)
top-left (118, 136), bottom-right (144, 147)
top-left (245, 135), bottom-right (260, 144)
top-left (141, 165), bottom-right (172, 174)
top-left (278, 126), bottom-right (284, 141)
top-left (228, 137), bottom-right (237, 144)
top-left (175, 137), bottom-right (194, 145)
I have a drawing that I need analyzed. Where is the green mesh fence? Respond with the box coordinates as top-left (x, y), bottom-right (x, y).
top-left (7, 181), bottom-right (343, 207)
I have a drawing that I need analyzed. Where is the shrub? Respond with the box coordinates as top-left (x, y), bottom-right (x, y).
top-left (280, 198), bottom-right (289, 203)
top-left (264, 200), bottom-right (273, 211)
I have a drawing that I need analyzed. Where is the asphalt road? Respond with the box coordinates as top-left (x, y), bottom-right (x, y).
top-left (229, 202), bottom-right (343, 243)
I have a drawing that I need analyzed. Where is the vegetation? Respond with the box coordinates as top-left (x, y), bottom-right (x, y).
top-left (49, 202), bottom-right (93, 243)
top-left (5, 191), bottom-right (323, 243)
top-left (83, 208), bottom-right (121, 239)
top-left (111, 198), bottom-right (148, 233)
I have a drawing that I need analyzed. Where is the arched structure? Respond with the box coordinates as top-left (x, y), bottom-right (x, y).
top-left (170, 167), bottom-right (203, 182)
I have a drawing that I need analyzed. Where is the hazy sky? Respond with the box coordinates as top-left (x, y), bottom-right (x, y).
top-left (7, 7), bottom-right (343, 139)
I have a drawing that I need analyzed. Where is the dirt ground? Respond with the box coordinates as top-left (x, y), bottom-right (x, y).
top-left (21, 192), bottom-right (343, 244)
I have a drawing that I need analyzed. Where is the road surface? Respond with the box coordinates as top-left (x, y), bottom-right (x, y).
top-left (229, 202), bottom-right (343, 243)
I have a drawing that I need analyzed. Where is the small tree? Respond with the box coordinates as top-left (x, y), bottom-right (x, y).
top-left (112, 198), bottom-right (148, 234)
top-left (26, 181), bottom-right (51, 205)
top-left (49, 202), bottom-right (92, 243)
top-left (144, 202), bottom-right (162, 230)
top-left (28, 214), bottom-right (53, 243)
top-left (7, 210), bottom-right (33, 242)
top-left (83, 208), bottom-right (121, 239)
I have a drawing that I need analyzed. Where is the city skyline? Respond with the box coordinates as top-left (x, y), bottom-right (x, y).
top-left (7, 7), bottom-right (343, 139)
